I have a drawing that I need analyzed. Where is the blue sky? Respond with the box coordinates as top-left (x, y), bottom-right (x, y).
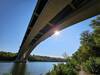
top-left (0, 0), bottom-right (37, 52)
top-left (32, 18), bottom-right (94, 57)
top-left (0, 0), bottom-right (96, 57)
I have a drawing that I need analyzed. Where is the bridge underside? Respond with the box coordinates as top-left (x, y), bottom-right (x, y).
top-left (16, 0), bottom-right (100, 62)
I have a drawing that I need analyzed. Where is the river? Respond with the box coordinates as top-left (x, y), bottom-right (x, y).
top-left (0, 62), bottom-right (63, 75)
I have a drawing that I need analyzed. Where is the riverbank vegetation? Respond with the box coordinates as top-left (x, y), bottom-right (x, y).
top-left (28, 55), bottom-right (65, 62)
top-left (0, 52), bottom-right (65, 62)
top-left (0, 51), bottom-right (17, 61)
top-left (46, 16), bottom-right (100, 75)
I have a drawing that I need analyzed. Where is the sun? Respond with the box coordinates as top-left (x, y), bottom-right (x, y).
top-left (54, 30), bottom-right (60, 36)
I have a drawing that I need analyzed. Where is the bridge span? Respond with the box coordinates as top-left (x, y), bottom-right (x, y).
top-left (16, 0), bottom-right (100, 62)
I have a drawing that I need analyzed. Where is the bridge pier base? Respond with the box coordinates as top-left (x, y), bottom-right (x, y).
top-left (15, 55), bottom-right (27, 63)
top-left (15, 50), bottom-right (29, 63)
top-left (15, 59), bottom-right (27, 63)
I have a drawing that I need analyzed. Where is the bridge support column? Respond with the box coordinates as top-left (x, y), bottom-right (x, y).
top-left (15, 50), bottom-right (29, 63)
top-left (15, 58), bottom-right (27, 63)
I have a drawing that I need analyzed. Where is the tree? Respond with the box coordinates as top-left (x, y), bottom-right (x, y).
top-left (62, 51), bottom-right (68, 59)
top-left (90, 16), bottom-right (100, 56)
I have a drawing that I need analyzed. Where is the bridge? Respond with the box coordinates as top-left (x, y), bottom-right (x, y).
top-left (16, 0), bottom-right (100, 62)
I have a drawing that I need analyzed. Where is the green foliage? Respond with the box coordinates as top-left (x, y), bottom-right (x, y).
top-left (28, 55), bottom-right (65, 62)
top-left (46, 58), bottom-right (80, 75)
top-left (0, 51), bottom-right (17, 61)
top-left (91, 16), bottom-right (100, 56)
top-left (73, 16), bottom-right (100, 74)
top-left (83, 57), bottom-right (100, 74)
top-left (0, 51), bottom-right (17, 57)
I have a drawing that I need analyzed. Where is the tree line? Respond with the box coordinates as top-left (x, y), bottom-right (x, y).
top-left (0, 51), bottom-right (65, 62)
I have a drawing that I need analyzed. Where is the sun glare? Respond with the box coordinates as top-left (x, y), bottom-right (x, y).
top-left (54, 30), bottom-right (60, 36)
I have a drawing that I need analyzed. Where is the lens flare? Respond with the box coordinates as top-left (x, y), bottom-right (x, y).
top-left (54, 31), bottom-right (60, 36)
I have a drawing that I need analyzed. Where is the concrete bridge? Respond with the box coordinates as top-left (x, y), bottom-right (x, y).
top-left (16, 0), bottom-right (100, 62)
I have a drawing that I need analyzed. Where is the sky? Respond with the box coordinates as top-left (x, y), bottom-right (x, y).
top-left (0, 0), bottom-right (96, 58)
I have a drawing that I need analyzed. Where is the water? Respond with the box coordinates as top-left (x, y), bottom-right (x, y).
top-left (0, 62), bottom-right (62, 75)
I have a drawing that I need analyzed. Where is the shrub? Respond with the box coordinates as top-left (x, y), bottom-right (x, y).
top-left (83, 57), bottom-right (100, 74)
